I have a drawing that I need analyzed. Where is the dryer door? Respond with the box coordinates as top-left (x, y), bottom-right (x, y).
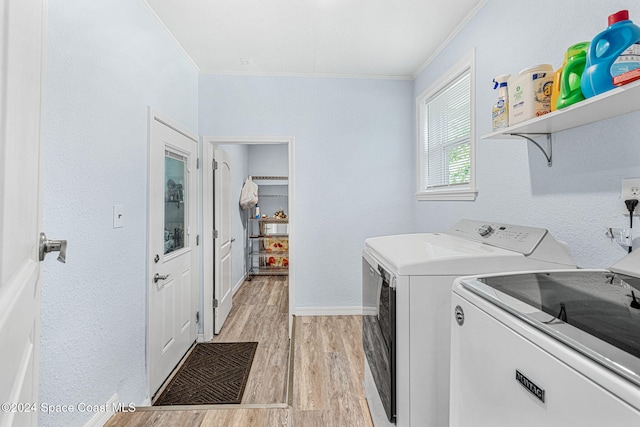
top-left (362, 254), bottom-right (396, 423)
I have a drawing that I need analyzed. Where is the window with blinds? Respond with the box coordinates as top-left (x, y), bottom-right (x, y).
top-left (416, 51), bottom-right (476, 201)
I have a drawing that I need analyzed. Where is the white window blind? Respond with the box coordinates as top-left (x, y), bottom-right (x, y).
top-left (419, 71), bottom-right (471, 190)
top-left (417, 51), bottom-right (475, 200)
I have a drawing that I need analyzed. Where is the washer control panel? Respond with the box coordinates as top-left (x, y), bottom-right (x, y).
top-left (446, 219), bottom-right (548, 255)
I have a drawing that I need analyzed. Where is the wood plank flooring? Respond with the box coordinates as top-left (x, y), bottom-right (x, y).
top-left (291, 315), bottom-right (372, 427)
top-left (211, 276), bottom-right (289, 404)
top-left (105, 276), bottom-right (373, 427)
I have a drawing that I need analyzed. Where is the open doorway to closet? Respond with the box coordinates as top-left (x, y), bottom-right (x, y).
top-left (202, 136), bottom-right (295, 404)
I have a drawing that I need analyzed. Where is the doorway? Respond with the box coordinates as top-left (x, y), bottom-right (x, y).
top-left (203, 137), bottom-right (295, 341)
top-left (202, 137), bottom-right (294, 404)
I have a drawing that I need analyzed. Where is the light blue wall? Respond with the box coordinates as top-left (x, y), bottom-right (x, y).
top-left (249, 144), bottom-right (289, 240)
top-left (249, 144), bottom-right (289, 177)
top-left (41, 0), bottom-right (198, 425)
top-left (199, 75), bottom-right (415, 309)
top-left (413, 0), bottom-right (640, 269)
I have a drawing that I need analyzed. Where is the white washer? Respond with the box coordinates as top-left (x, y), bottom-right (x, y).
top-left (450, 248), bottom-right (640, 426)
top-left (362, 219), bottom-right (576, 427)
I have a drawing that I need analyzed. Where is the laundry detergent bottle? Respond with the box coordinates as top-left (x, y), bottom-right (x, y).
top-left (557, 42), bottom-right (589, 109)
top-left (581, 10), bottom-right (640, 98)
top-left (550, 55), bottom-right (567, 112)
top-left (491, 74), bottom-right (510, 130)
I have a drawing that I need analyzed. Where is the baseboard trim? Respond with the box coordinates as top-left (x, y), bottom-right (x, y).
top-left (232, 273), bottom-right (248, 296)
top-left (83, 393), bottom-right (119, 427)
top-left (295, 306), bottom-right (362, 316)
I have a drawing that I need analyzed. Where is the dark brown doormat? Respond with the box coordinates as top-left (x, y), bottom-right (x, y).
top-left (154, 342), bottom-right (258, 406)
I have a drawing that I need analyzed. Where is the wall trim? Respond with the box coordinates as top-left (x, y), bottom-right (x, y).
top-left (411, 0), bottom-right (487, 79)
top-left (137, 0), bottom-right (200, 72)
top-left (83, 393), bottom-right (119, 427)
top-left (232, 274), bottom-right (247, 296)
top-left (199, 70), bottom-right (413, 80)
top-left (296, 306), bottom-right (363, 316)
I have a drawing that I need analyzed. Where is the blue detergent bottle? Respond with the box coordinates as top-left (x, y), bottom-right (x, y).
top-left (581, 10), bottom-right (640, 98)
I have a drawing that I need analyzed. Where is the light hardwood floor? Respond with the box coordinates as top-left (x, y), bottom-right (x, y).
top-left (105, 276), bottom-right (373, 427)
top-left (211, 276), bottom-right (290, 404)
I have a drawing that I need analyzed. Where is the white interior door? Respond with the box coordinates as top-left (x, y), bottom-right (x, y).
top-left (148, 113), bottom-right (198, 396)
top-left (0, 1), bottom-right (45, 426)
top-left (214, 149), bottom-right (232, 334)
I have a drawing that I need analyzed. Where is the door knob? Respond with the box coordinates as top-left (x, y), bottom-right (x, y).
top-left (154, 273), bottom-right (170, 283)
top-left (39, 232), bottom-right (67, 263)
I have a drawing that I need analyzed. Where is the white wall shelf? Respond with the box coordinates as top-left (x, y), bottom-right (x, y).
top-left (481, 79), bottom-right (640, 166)
top-left (252, 175), bottom-right (288, 185)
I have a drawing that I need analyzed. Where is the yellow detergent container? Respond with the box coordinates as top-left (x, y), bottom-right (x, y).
top-left (550, 56), bottom-right (567, 112)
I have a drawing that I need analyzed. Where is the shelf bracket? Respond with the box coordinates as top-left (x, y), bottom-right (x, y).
top-left (509, 133), bottom-right (552, 167)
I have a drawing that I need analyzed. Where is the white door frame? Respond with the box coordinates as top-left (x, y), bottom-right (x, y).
top-left (202, 136), bottom-right (295, 341)
top-left (146, 108), bottom-right (200, 397)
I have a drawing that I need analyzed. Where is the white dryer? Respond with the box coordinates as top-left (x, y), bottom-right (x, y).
top-left (362, 219), bottom-right (576, 427)
top-left (450, 248), bottom-right (640, 426)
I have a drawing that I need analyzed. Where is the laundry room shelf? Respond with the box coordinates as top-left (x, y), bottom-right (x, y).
top-left (248, 267), bottom-right (288, 276)
top-left (247, 216), bottom-right (288, 277)
top-left (482, 79), bottom-right (640, 138)
top-left (481, 79), bottom-right (640, 166)
top-left (250, 217), bottom-right (289, 223)
top-left (246, 176), bottom-right (289, 278)
top-left (251, 175), bottom-right (288, 185)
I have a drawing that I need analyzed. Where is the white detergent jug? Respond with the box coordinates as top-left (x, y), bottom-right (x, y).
top-left (508, 64), bottom-right (554, 125)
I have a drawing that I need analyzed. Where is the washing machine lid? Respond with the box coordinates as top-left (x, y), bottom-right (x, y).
top-left (610, 248), bottom-right (640, 278)
top-left (364, 233), bottom-right (527, 276)
top-left (463, 270), bottom-right (640, 387)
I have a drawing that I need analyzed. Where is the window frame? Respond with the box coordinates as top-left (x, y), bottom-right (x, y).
top-left (415, 50), bottom-right (477, 201)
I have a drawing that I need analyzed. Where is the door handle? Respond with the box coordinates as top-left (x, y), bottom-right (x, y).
top-left (39, 232), bottom-right (67, 263)
top-left (154, 273), bottom-right (170, 283)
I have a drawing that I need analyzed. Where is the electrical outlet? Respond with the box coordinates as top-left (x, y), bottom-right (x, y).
top-left (607, 227), bottom-right (633, 248)
top-left (622, 178), bottom-right (640, 215)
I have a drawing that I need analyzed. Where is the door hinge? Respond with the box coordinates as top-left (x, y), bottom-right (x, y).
top-left (197, 158), bottom-right (200, 169)
top-left (212, 160), bottom-right (218, 170)
top-left (213, 299), bottom-right (219, 308)
top-left (196, 311), bottom-right (200, 323)
top-left (196, 235), bottom-right (200, 246)
top-left (213, 229), bottom-right (219, 239)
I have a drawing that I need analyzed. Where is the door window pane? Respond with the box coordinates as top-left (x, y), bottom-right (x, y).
top-left (164, 151), bottom-right (187, 254)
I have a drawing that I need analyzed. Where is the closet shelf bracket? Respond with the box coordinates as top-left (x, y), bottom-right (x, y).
top-left (508, 133), bottom-right (552, 167)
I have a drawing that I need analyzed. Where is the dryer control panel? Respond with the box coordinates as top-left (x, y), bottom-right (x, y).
top-left (445, 219), bottom-right (548, 255)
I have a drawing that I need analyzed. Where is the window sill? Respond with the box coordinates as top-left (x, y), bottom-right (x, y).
top-left (416, 188), bottom-right (477, 201)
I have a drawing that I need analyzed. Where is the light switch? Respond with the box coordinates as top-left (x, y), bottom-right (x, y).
top-left (113, 204), bottom-right (124, 228)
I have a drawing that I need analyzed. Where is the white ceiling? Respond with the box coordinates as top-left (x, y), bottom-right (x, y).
top-left (144, 0), bottom-right (486, 79)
